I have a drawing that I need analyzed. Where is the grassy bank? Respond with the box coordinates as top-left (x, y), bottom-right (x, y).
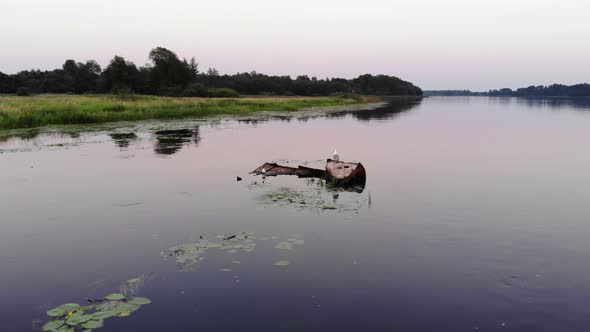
top-left (0, 94), bottom-right (382, 130)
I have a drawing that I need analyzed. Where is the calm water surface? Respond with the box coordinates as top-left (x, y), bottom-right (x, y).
top-left (2, 97), bottom-right (590, 332)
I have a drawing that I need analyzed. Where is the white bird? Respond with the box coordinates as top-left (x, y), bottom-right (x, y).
top-left (333, 149), bottom-right (340, 161)
top-left (261, 167), bottom-right (267, 183)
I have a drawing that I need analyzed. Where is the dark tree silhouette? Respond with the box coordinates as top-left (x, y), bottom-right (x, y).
top-left (148, 47), bottom-right (194, 93)
top-left (0, 46), bottom-right (424, 97)
top-left (101, 56), bottom-right (139, 93)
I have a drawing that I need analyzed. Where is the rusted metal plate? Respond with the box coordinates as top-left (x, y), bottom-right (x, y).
top-left (250, 162), bottom-right (325, 178)
top-left (325, 159), bottom-right (366, 186)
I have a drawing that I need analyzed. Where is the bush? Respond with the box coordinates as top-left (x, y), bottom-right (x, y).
top-left (16, 87), bottom-right (30, 96)
top-left (182, 83), bottom-right (208, 97)
top-left (331, 92), bottom-right (364, 101)
top-left (159, 85), bottom-right (185, 96)
top-left (112, 86), bottom-right (133, 95)
top-left (207, 88), bottom-right (240, 98)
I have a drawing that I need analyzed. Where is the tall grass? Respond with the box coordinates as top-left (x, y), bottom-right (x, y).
top-left (0, 94), bottom-right (372, 130)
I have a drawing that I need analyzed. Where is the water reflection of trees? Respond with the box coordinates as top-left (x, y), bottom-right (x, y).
top-left (237, 99), bottom-right (422, 124)
top-left (110, 132), bottom-right (139, 149)
top-left (237, 116), bottom-right (294, 125)
top-left (485, 96), bottom-right (590, 110)
top-left (153, 127), bottom-right (201, 155)
top-left (329, 98), bottom-right (422, 121)
top-left (0, 129), bottom-right (41, 145)
top-left (514, 97), bottom-right (590, 110)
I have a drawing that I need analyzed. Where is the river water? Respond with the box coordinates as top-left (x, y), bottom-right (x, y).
top-left (2, 97), bottom-right (590, 332)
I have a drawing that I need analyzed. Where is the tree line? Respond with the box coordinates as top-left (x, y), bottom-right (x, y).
top-left (488, 84), bottom-right (590, 97)
top-left (0, 47), bottom-right (422, 97)
top-left (425, 84), bottom-right (590, 97)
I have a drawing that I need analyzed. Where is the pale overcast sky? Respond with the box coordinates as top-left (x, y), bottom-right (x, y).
top-left (1, 0), bottom-right (589, 90)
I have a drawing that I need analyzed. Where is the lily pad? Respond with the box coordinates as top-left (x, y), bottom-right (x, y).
top-left (66, 314), bottom-right (93, 325)
top-left (92, 310), bottom-right (116, 320)
top-left (273, 261), bottom-right (291, 266)
top-left (82, 319), bottom-right (104, 329)
top-left (55, 327), bottom-right (74, 332)
top-left (128, 297), bottom-right (151, 305)
top-left (105, 293), bottom-right (125, 301)
top-left (275, 242), bottom-right (294, 250)
top-left (46, 308), bottom-right (67, 317)
top-left (59, 303), bottom-right (80, 311)
top-left (114, 302), bottom-right (140, 314)
top-left (95, 301), bottom-right (117, 311)
top-left (126, 278), bottom-right (141, 284)
top-left (42, 320), bottom-right (64, 331)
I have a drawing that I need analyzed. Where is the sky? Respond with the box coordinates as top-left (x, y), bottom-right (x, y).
top-left (1, 0), bottom-right (589, 91)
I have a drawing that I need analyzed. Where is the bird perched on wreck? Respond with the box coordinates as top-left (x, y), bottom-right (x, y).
top-left (261, 167), bottom-right (266, 182)
top-left (333, 149), bottom-right (340, 161)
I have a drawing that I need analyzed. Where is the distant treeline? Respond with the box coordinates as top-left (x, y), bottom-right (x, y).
top-left (425, 84), bottom-right (590, 97)
top-left (489, 84), bottom-right (590, 97)
top-left (424, 90), bottom-right (487, 96)
top-left (0, 47), bottom-right (422, 97)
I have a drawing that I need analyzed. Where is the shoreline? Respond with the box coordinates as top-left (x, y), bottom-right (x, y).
top-left (0, 95), bottom-right (418, 140)
top-left (0, 94), bottom-right (390, 130)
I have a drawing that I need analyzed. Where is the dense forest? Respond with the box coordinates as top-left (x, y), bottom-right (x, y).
top-left (0, 47), bottom-right (422, 97)
top-left (425, 84), bottom-right (590, 97)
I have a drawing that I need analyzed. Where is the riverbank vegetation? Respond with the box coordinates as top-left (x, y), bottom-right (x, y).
top-left (0, 94), bottom-right (381, 130)
top-left (0, 47), bottom-right (422, 97)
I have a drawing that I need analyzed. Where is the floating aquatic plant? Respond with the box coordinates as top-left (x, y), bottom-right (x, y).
top-left (257, 185), bottom-right (368, 213)
top-left (128, 297), bottom-right (151, 305)
top-left (164, 232), bottom-right (305, 272)
top-left (82, 319), bottom-right (104, 329)
top-left (105, 293), bottom-right (125, 301)
top-left (42, 320), bottom-right (64, 332)
top-left (275, 241), bottom-right (295, 250)
top-left (164, 232), bottom-right (260, 271)
top-left (41, 277), bottom-right (150, 332)
top-left (273, 261), bottom-right (290, 266)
